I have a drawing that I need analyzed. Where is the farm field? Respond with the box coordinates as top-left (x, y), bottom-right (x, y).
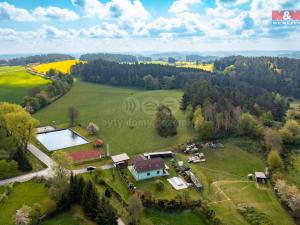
top-left (0, 181), bottom-right (50, 225)
top-left (0, 66), bottom-right (50, 103)
top-left (175, 61), bottom-right (214, 72)
top-left (34, 81), bottom-right (195, 155)
top-left (142, 61), bottom-right (214, 72)
top-left (33, 59), bottom-right (81, 74)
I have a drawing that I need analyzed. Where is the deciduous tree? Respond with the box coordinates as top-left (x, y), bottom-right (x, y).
top-left (128, 194), bottom-right (144, 225)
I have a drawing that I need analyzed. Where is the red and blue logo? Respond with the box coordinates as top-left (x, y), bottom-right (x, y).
top-left (272, 10), bottom-right (300, 25)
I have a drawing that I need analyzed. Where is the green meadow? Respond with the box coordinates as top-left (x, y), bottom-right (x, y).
top-left (34, 81), bottom-right (195, 155)
top-left (0, 182), bottom-right (50, 225)
top-left (0, 66), bottom-right (50, 103)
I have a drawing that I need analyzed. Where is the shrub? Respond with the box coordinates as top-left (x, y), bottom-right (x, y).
top-left (105, 188), bottom-right (112, 198)
top-left (87, 122), bottom-right (99, 135)
top-left (237, 204), bottom-right (272, 225)
top-left (43, 199), bottom-right (57, 215)
top-left (155, 179), bottom-right (164, 191)
top-left (0, 193), bottom-right (8, 203)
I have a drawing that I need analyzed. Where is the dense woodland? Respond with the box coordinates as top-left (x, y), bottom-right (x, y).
top-left (0, 54), bottom-right (74, 66)
top-left (71, 59), bottom-right (210, 88)
top-left (214, 56), bottom-right (300, 98)
top-left (80, 53), bottom-right (137, 63)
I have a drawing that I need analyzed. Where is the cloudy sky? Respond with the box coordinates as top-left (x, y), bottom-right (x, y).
top-left (0, 0), bottom-right (299, 54)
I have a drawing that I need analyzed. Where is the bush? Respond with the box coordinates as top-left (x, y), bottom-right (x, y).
top-left (43, 199), bottom-right (57, 215)
top-left (0, 159), bottom-right (18, 179)
top-left (105, 188), bottom-right (112, 198)
top-left (0, 193), bottom-right (8, 203)
top-left (87, 122), bottom-right (99, 135)
top-left (155, 179), bottom-right (164, 191)
top-left (237, 204), bottom-right (272, 225)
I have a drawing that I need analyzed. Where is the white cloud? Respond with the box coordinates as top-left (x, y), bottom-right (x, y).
top-left (71, 0), bottom-right (107, 17)
top-left (0, 2), bottom-right (79, 22)
top-left (80, 23), bottom-right (129, 38)
top-left (33, 6), bottom-right (79, 21)
top-left (0, 28), bottom-right (18, 41)
top-left (169, 0), bottom-right (201, 14)
top-left (0, 2), bottom-right (34, 21)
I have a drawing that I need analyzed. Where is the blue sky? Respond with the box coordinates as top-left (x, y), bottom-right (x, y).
top-left (0, 0), bottom-right (299, 53)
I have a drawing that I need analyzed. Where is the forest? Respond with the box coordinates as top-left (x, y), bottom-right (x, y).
top-left (80, 53), bottom-right (138, 63)
top-left (0, 54), bottom-right (74, 66)
top-left (214, 56), bottom-right (300, 98)
top-left (71, 59), bottom-right (210, 88)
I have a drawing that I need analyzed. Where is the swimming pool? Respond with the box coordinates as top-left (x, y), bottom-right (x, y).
top-left (36, 129), bottom-right (88, 151)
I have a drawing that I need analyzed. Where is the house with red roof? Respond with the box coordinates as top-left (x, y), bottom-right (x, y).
top-left (129, 155), bottom-right (168, 181)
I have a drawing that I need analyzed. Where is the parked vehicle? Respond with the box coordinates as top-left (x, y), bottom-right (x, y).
top-left (87, 166), bottom-right (96, 171)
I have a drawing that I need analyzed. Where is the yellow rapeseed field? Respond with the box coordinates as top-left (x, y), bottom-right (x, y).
top-left (176, 62), bottom-right (214, 72)
top-left (34, 59), bottom-right (81, 74)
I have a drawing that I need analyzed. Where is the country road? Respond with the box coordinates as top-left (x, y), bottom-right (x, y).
top-left (0, 144), bottom-right (113, 186)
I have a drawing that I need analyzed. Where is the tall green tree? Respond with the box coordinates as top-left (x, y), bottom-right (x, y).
top-left (267, 150), bottom-right (284, 175)
top-left (155, 104), bottom-right (178, 137)
top-left (0, 103), bottom-right (38, 151)
top-left (236, 113), bottom-right (261, 137)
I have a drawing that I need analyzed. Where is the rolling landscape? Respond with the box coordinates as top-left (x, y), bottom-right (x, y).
top-left (0, 1), bottom-right (300, 225)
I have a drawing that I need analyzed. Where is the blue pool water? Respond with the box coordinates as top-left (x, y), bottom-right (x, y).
top-left (36, 129), bottom-right (88, 151)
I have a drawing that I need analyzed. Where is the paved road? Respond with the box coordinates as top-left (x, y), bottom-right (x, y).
top-left (0, 144), bottom-right (113, 186)
top-left (28, 144), bottom-right (55, 168)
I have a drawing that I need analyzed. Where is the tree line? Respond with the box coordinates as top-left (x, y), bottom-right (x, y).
top-left (71, 59), bottom-right (210, 89)
top-left (22, 70), bottom-right (74, 113)
top-left (80, 53), bottom-right (137, 63)
top-left (0, 54), bottom-right (74, 66)
top-left (214, 56), bottom-right (300, 98)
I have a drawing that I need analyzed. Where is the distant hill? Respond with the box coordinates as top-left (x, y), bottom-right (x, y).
top-left (1, 54), bottom-right (75, 66)
top-left (80, 53), bottom-right (137, 63)
top-left (186, 55), bottom-right (218, 62)
top-left (278, 52), bottom-right (300, 59)
top-left (138, 56), bottom-right (152, 62)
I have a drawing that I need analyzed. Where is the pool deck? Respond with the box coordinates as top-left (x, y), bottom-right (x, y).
top-left (36, 126), bottom-right (56, 134)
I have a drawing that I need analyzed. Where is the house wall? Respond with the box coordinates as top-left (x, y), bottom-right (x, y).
top-left (132, 168), bottom-right (165, 181)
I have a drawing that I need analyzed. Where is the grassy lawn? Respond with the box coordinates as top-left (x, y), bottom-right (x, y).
top-left (0, 181), bottom-right (50, 225)
top-left (0, 66), bottom-right (50, 103)
top-left (144, 208), bottom-right (209, 225)
top-left (34, 81), bottom-right (195, 155)
top-left (42, 205), bottom-right (94, 225)
top-left (33, 60), bottom-right (81, 74)
top-left (27, 151), bottom-right (47, 171)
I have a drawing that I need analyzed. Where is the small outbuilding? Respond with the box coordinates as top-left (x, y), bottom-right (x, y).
top-left (143, 151), bottom-right (174, 159)
top-left (111, 153), bottom-right (130, 168)
top-left (95, 139), bottom-right (104, 148)
top-left (255, 172), bottom-right (267, 184)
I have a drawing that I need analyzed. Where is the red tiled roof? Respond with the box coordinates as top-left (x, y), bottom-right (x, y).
top-left (134, 157), bottom-right (165, 173)
top-left (95, 139), bottom-right (103, 144)
top-left (69, 149), bottom-right (102, 161)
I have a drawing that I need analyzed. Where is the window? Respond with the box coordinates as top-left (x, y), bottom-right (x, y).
top-left (157, 170), bottom-right (160, 174)
top-left (147, 172), bottom-right (150, 176)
